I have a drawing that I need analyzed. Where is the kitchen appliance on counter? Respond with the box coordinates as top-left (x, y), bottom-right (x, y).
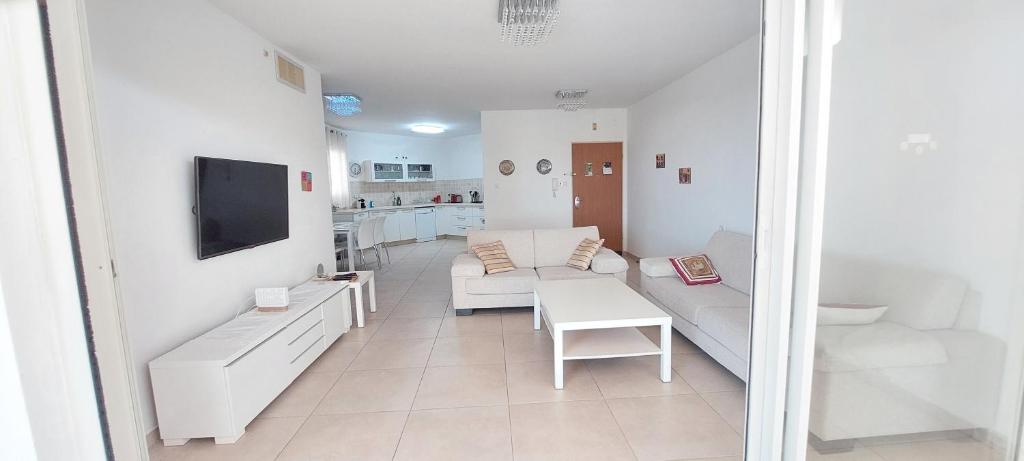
top-left (469, 190), bottom-right (481, 203)
top-left (449, 194), bottom-right (463, 203)
top-left (432, 195), bottom-right (442, 204)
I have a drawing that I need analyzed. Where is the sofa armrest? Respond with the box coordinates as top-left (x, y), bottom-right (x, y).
top-left (591, 248), bottom-right (628, 274)
top-left (639, 257), bottom-right (677, 278)
top-left (451, 253), bottom-right (485, 277)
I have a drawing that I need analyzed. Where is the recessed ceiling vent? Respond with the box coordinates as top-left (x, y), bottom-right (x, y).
top-left (555, 89), bottom-right (587, 111)
top-left (275, 51), bottom-right (305, 93)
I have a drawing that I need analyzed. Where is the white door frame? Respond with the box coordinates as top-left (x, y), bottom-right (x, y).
top-left (45, 0), bottom-right (151, 458)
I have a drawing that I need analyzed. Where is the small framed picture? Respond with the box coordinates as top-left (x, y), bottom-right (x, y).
top-left (678, 167), bottom-right (692, 184)
top-left (301, 171), bottom-right (313, 191)
top-left (656, 153), bottom-right (666, 169)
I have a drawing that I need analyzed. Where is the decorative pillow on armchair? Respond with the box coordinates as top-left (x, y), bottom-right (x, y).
top-left (470, 240), bottom-right (516, 274)
top-left (669, 254), bottom-right (722, 285)
top-left (567, 238), bottom-right (605, 271)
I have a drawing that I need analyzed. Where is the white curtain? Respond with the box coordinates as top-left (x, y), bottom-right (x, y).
top-left (326, 126), bottom-right (350, 208)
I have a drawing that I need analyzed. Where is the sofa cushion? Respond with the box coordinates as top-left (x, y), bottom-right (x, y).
top-left (639, 257), bottom-right (676, 277)
top-left (468, 230), bottom-right (535, 268)
top-left (536, 266), bottom-right (610, 281)
top-left (814, 321), bottom-right (949, 372)
top-left (704, 231), bottom-right (754, 295)
top-left (534, 226), bottom-right (600, 267)
top-left (645, 276), bottom-right (750, 323)
top-left (465, 268), bottom-right (539, 295)
top-left (670, 254), bottom-right (722, 285)
top-left (451, 253), bottom-right (485, 277)
top-left (591, 248), bottom-right (629, 274)
top-left (471, 240), bottom-right (516, 274)
top-left (819, 255), bottom-right (968, 330)
top-left (696, 307), bottom-right (750, 358)
top-left (567, 238), bottom-right (604, 271)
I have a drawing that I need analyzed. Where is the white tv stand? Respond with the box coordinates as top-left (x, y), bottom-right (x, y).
top-left (149, 279), bottom-right (351, 446)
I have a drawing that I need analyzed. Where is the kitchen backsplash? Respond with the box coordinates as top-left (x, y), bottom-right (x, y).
top-left (347, 178), bottom-right (482, 208)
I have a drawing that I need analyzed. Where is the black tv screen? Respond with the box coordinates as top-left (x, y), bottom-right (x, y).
top-left (195, 156), bottom-right (289, 259)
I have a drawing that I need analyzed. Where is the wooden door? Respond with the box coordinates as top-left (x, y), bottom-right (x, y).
top-left (571, 142), bottom-right (623, 252)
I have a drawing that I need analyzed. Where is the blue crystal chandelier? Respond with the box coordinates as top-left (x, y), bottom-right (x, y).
top-left (324, 94), bottom-right (362, 116)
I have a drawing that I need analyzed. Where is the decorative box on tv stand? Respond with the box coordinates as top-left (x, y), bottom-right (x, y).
top-left (255, 287), bottom-right (289, 312)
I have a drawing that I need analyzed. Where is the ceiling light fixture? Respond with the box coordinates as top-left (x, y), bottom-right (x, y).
top-left (555, 89), bottom-right (588, 111)
top-left (498, 0), bottom-right (560, 47)
top-left (410, 124), bottom-right (445, 135)
top-left (323, 93), bottom-right (362, 116)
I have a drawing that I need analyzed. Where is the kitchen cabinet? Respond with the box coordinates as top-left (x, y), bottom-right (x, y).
top-left (397, 210), bottom-right (417, 240)
top-left (380, 211), bottom-right (401, 242)
top-left (435, 207), bottom-right (451, 235)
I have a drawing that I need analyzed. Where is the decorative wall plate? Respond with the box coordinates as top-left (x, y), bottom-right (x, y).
top-left (536, 158), bottom-right (552, 175)
top-left (498, 160), bottom-right (516, 176)
top-left (348, 162), bottom-right (362, 177)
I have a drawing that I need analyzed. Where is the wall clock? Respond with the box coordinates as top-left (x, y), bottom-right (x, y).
top-left (498, 160), bottom-right (516, 176)
top-left (536, 159), bottom-right (552, 175)
top-left (348, 162), bottom-right (362, 177)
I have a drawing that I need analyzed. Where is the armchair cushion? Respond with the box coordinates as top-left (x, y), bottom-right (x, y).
top-left (451, 253), bottom-right (486, 277)
top-left (590, 248), bottom-right (629, 274)
top-left (639, 257), bottom-right (677, 278)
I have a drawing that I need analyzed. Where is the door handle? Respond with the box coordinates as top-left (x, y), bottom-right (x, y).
top-left (574, 195), bottom-right (582, 209)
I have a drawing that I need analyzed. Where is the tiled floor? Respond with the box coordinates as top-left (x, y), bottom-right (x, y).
top-left (149, 240), bottom-right (1003, 461)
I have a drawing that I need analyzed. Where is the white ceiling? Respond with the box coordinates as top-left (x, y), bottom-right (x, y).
top-left (209, 0), bottom-right (760, 137)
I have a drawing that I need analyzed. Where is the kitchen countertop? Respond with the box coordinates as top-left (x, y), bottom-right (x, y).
top-left (334, 202), bottom-right (484, 214)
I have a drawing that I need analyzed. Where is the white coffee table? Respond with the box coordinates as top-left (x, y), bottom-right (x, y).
top-left (534, 278), bottom-right (673, 389)
top-left (347, 270), bottom-right (376, 328)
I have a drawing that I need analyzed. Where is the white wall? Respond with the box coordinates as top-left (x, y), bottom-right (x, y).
top-left (345, 131), bottom-right (482, 180)
top-left (822, 0), bottom-right (1023, 439)
top-left (481, 109), bottom-right (628, 230)
top-left (626, 36), bottom-right (760, 257)
top-left (84, 0), bottom-right (333, 431)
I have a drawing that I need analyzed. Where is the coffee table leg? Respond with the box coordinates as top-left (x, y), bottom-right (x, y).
top-left (553, 327), bottom-right (564, 389)
top-left (354, 284), bottom-right (365, 328)
top-left (533, 291), bottom-right (541, 330)
top-left (368, 277), bottom-right (377, 313)
top-left (660, 322), bottom-right (672, 382)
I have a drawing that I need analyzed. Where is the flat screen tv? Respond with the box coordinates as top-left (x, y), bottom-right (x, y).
top-left (194, 156), bottom-right (289, 259)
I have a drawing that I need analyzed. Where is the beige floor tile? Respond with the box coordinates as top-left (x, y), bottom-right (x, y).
top-left (607, 394), bottom-right (742, 460)
top-left (305, 339), bottom-right (364, 374)
top-left (364, 304), bottom-right (396, 321)
top-left (509, 400), bottom-right (636, 461)
top-left (394, 406), bottom-right (513, 461)
top-left (672, 353), bottom-right (745, 393)
top-left (501, 311), bottom-right (538, 335)
top-left (341, 319), bottom-right (382, 342)
top-left (401, 289), bottom-right (451, 303)
top-left (503, 332), bottom-right (554, 363)
top-left (413, 364), bottom-right (508, 410)
top-left (372, 316), bottom-right (442, 341)
top-left (437, 313), bottom-right (503, 336)
top-left (507, 360), bottom-right (604, 404)
top-left (805, 446), bottom-right (885, 461)
top-left (349, 338), bottom-right (434, 370)
top-left (681, 457), bottom-right (743, 461)
top-left (276, 412), bottom-right (408, 461)
top-left (428, 335), bottom-right (505, 367)
top-left (867, 438), bottom-right (1003, 461)
top-left (586, 356), bottom-right (694, 399)
top-left (256, 372), bottom-right (339, 418)
top-left (149, 416), bottom-right (304, 461)
top-left (390, 300), bottom-right (448, 318)
top-left (638, 326), bottom-right (703, 354)
top-left (701, 390), bottom-right (746, 435)
top-left (315, 367), bottom-right (424, 414)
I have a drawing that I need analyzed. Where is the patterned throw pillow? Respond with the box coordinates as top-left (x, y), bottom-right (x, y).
top-left (471, 240), bottom-right (516, 274)
top-left (567, 238), bottom-right (605, 271)
top-left (669, 254), bottom-right (722, 285)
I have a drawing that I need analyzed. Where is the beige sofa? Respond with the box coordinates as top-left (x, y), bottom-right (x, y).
top-left (639, 230), bottom-right (1005, 449)
top-left (451, 226), bottom-right (628, 315)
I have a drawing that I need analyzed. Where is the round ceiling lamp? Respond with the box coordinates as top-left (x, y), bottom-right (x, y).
top-left (410, 124), bottom-right (445, 135)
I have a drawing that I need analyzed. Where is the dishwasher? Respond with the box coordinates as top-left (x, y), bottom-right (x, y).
top-left (414, 207), bottom-right (437, 242)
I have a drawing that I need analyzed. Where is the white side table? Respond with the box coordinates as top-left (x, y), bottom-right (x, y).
top-left (348, 270), bottom-right (376, 328)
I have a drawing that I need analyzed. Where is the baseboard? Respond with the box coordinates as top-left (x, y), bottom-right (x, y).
top-left (146, 427), bottom-right (159, 448)
top-left (622, 251), bottom-right (640, 263)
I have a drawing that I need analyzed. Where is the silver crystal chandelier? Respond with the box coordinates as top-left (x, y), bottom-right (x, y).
top-left (555, 89), bottom-right (587, 111)
top-left (498, 0), bottom-right (560, 47)
top-left (323, 94), bottom-right (362, 117)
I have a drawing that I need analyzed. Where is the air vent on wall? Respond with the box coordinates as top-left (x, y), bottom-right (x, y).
top-left (275, 51), bottom-right (305, 93)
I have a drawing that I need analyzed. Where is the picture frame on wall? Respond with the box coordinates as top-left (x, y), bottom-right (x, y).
top-left (656, 153), bottom-right (666, 168)
top-left (678, 167), bottom-right (692, 184)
